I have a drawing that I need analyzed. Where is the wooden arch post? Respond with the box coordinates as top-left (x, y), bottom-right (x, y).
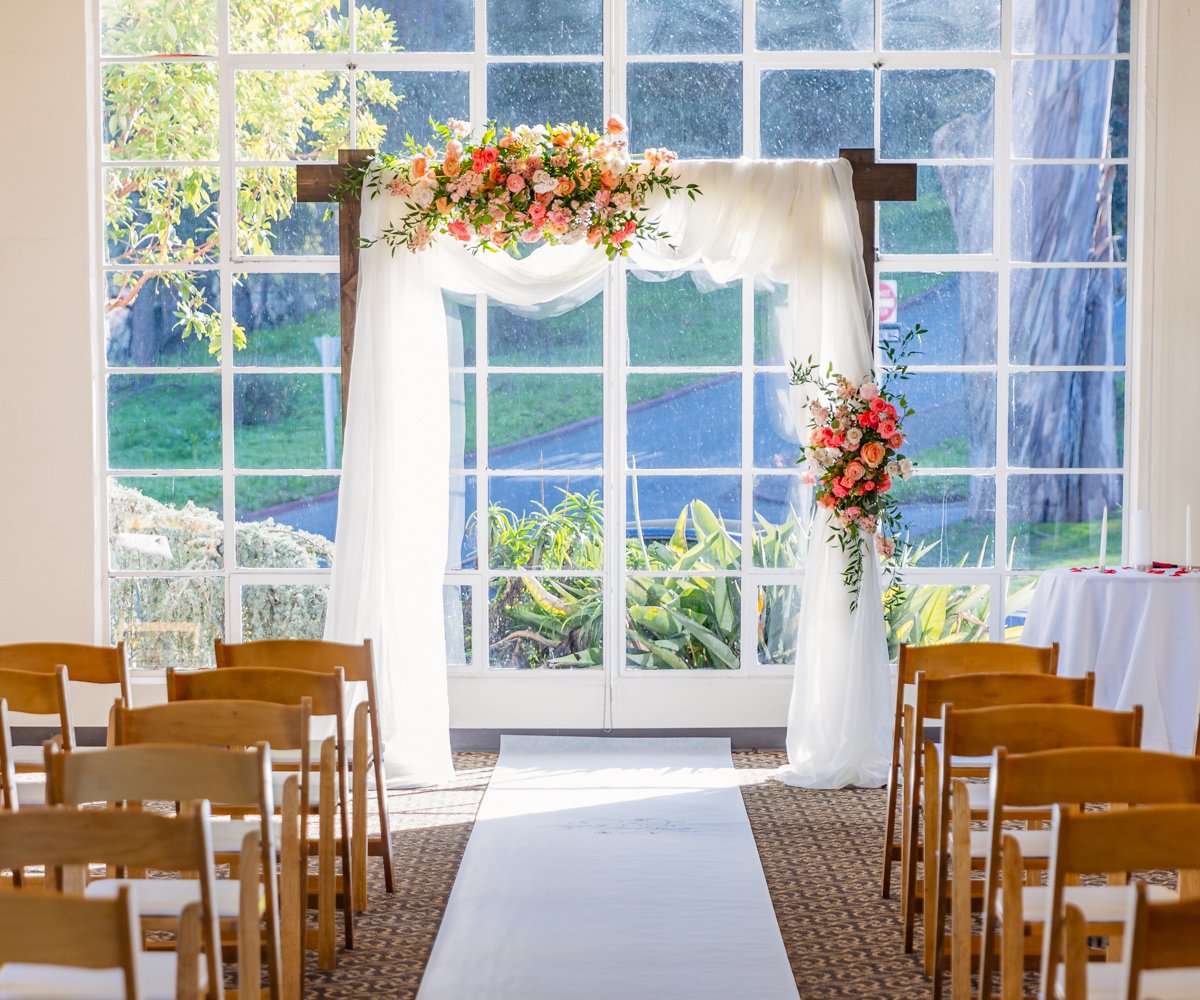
top-left (297, 147), bottom-right (916, 424)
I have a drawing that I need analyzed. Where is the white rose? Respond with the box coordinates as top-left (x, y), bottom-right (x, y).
top-left (844, 427), bottom-right (863, 447)
top-left (532, 170), bottom-right (558, 195)
top-left (410, 179), bottom-right (436, 209)
top-left (899, 458), bottom-right (914, 479)
top-left (885, 460), bottom-right (900, 478)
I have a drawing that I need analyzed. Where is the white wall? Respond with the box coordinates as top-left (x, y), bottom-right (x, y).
top-left (0, 2), bottom-right (99, 646)
top-left (1, 1), bottom-right (1196, 726)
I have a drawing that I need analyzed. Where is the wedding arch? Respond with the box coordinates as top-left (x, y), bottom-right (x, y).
top-left (298, 145), bottom-right (916, 788)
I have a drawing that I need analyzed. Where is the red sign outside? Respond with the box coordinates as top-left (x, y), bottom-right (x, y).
top-left (878, 279), bottom-right (898, 325)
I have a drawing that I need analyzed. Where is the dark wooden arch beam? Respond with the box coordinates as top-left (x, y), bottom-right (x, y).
top-left (298, 148), bottom-right (916, 423)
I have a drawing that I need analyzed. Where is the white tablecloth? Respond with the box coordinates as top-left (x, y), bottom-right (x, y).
top-left (1022, 568), bottom-right (1200, 754)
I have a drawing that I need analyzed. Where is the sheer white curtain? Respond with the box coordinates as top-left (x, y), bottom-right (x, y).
top-left (325, 157), bottom-right (891, 787)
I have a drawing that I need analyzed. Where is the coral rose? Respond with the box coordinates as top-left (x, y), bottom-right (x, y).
top-left (844, 461), bottom-right (866, 483)
top-left (860, 441), bottom-right (887, 467)
top-left (506, 173), bottom-right (526, 193)
top-left (877, 419), bottom-right (897, 438)
top-left (606, 114), bottom-right (627, 134)
top-left (889, 433), bottom-right (904, 448)
top-left (869, 396), bottom-right (888, 413)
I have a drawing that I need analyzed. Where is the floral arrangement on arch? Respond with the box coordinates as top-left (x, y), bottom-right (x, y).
top-left (790, 326), bottom-right (922, 609)
top-left (350, 115), bottom-right (700, 258)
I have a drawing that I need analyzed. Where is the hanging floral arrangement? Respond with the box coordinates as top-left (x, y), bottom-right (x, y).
top-left (344, 116), bottom-right (700, 259)
top-left (790, 327), bottom-right (922, 609)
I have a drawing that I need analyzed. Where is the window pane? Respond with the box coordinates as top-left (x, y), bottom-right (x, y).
top-left (234, 374), bottom-right (343, 470)
top-left (904, 372), bottom-right (995, 468)
top-left (358, 0), bottom-right (473, 52)
top-left (489, 576), bottom-right (603, 668)
top-left (233, 273), bottom-right (340, 367)
top-left (628, 374), bottom-right (741, 469)
top-left (1004, 574), bottom-right (1039, 641)
top-left (235, 476), bottom-right (339, 568)
top-left (1010, 372), bottom-right (1123, 470)
top-left (1012, 165), bottom-right (1127, 263)
top-left (751, 475), bottom-right (808, 568)
top-left (106, 272), bottom-right (220, 368)
top-left (628, 63), bottom-right (743, 159)
top-left (446, 292), bottom-right (478, 368)
top-left (357, 71), bottom-right (470, 151)
top-left (757, 583), bottom-right (803, 665)
top-left (241, 584), bottom-right (329, 641)
top-left (1008, 474), bottom-right (1122, 569)
top-left (754, 279), bottom-right (790, 365)
top-left (627, 576), bottom-right (741, 670)
top-left (628, 271), bottom-right (740, 367)
top-left (760, 70), bottom-right (873, 159)
top-left (235, 71), bottom-right (349, 161)
top-left (451, 374), bottom-right (477, 469)
top-left (487, 375), bottom-right (603, 468)
top-left (238, 168), bottom-right (337, 256)
top-left (1013, 0), bottom-right (1129, 54)
top-left (628, 0), bottom-right (741, 54)
top-left (1009, 268), bottom-right (1126, 366)
top-left (111, 576), bottom-right (223, 670)
top-left (487, 0), bottom-right (602, 55)
top-left (487, 63), bottom-right (604, 129)
top-left (625, 476), bottom-right (741, 562)
top-left (878, 272), bottom-right (998, 366)
top-left (886, 582), bottom-right (991, 657)
top-left (881, 70), bottom-right (995, 159)
top-left (882, 0), bottom-right (1000, 50)
top-left (488, 478), bottom-right (603, 569)
top-left (880, 166), bottom-right (993, 254)
top-left (101, 0), bottom-right (217, 56)
top-left (488, 296), bottom-right (603, 367)
top-left (108, 374), bottom-right (222, 470)
top-left (444, 585), bottom-right (473, 665)
top-left (753, 371), bottom-right (802, 469)
top-left (1012, 59), bottom-right (1128, 159)
top-left (756, 0), bottom-right (873, 51)
top-left (892, 474), bottom-right (995, 567)
top-left (450, 475), bottom-right (478, 570)
top-left (110, 477), bottom-right (223, 571)
top-left (105, 168), bottom-right (219, 265)
top-left (229, 0), bottom-right (349, 52)
top-left (103, 63), bottom-right (219, 161)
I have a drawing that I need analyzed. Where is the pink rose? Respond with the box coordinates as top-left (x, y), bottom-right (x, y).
top-left (860, 441), bottom-right (887, 467)
top-left (446, 220), bottom-right (470, 242)
top-left (859, 382), bottom-right (879, 401)
top-left (869, 396), bottom-right (888, 414)
top-left (520, 227), bottom-right (543, 244)
top-left (594, 188), bottom-right (611, 207)
top-left (844, 461), bottom-right (866, 483)
top-left (529, 202), bottom-right (547, 224)
top-left (877, 420), bottom-right (897, 438)
top-left (506, 173), bottom-right (526, 193)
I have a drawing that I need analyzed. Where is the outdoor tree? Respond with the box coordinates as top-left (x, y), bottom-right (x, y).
top-left (102, 0), bottom-right (400, 362)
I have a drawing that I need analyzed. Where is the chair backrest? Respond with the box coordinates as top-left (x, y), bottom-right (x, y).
top-left (916, 669), bottom-right (1093, 726)
top-left (168, 666), bottom-right (344, 720)
top-left (111, 697), bottom-right (311, 758)
top-left (215, 638), bottom-right (374, 686)
top-left (1043, 804), bottom-right (1200, 989)
top-left (0, 885), bottom-right (142, 999)
top-left (1121, 882), bottom-right (1200, 996)
top-left (948, 704), bottom-right (1143, 764)
top-left (0, 642), bottom-right (131, 705)
top-left (0, 666), bottom-right (74, 751)
top-left (0, 803), bottom-right (223, 992)
top-left (898, 641), bottom-right (1058, 687)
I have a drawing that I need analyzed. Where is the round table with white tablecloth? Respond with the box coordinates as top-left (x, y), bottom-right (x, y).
top-left (1021, 568), bottom-right (1200, 754)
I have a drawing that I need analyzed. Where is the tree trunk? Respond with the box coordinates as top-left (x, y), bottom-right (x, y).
top-left (934, 0), bottom-right (1122, 523)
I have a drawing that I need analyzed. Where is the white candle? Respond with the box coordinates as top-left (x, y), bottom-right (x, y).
top-left (1098, 505), bottom-right (1108, 569)
top-left (1131, 509), bottom-right (1152, 571)
top-left (1187, 504), bottom-right (1193, 571)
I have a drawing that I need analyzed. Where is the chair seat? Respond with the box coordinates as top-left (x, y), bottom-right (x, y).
top-left (999, 884), bottom-right (1179, 924)
top-left (270, 771), bottom-right (336, 807)
top-left (0, 949), bottom-right (201, 1000)
top-left (1055, 960), bottom-right (1200, 999)
top-left (86, 877), bottom-right (262, 921)
top-left (11, 780), bottom-right (45, 807)
top-left (209, 818), bottom-right (282, 856)
top-left (951, 828), bottom-right (1053, 860)
top-left (7, 745), bottom-right (104, 768)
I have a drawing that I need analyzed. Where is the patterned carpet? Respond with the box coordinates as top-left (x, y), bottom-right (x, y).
top-left (303, 750), bottom-right (932, 999)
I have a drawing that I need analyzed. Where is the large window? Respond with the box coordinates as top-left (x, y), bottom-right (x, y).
top-left (97, 0), bottom-right (1131, 672)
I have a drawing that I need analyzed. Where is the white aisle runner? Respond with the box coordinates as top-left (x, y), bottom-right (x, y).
top-left (417, 736), bottom-right (800, 1000)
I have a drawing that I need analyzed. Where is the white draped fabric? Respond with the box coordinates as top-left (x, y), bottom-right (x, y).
top-left (324, 157), bottom-right (892, 787)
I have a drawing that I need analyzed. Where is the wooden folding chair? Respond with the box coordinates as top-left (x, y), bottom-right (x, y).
top-left (1041, 804), bottom-right (1200, 1000)
top-left (168, 666), bottom-right (355, 967)
top-left (111, 697), bottom-right (312, 994)
top-left (0, 804), bottom-right (222, 1000)
top-left (0, 640), bottom-right (132, 712)
top-left (932, 708), bottom-right (1144, 1000)
top-left (1059, 883), bottom-right (1200, 1000)
top-left (215, 638), bottom-right (394, 905)
top-left (882, 642), bottom-right (1059, 899)
top-left (0, 666), bottom-right (73, 809)
top-left (904, 669), bottom-right (1090, 963)
top-left (45, 741), bottom-right (284, 1000)
top-left (0, 886), bottom-right (149, 1000)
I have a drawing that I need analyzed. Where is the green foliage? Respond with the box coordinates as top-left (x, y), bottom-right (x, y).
top-left (102, 0), bottom-right (401, 356)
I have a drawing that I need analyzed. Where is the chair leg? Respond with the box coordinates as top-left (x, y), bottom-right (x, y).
top-left (352, 703), bottom-right (369, 913)
top-left (238, 832), bottom-right (263, 1000)
top-left (371, 712), bottom-right (397, 894)
top-left (948, 782), bottom-right (973, 1000)
top-left (923, 741), bottom-right (940, 977)
top-left (999, 838), bottom-right (1024, 1000)
top-left (280, 778), bottom-right (303, 1000)
top-left (336, 771), bottom-right (356, 950)
top-left (900, 707), bottom-right (919, 953)
top-left (318, 745), bottom-right (337, 971)
top-left (881, 751), bottom-right (900, 899)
